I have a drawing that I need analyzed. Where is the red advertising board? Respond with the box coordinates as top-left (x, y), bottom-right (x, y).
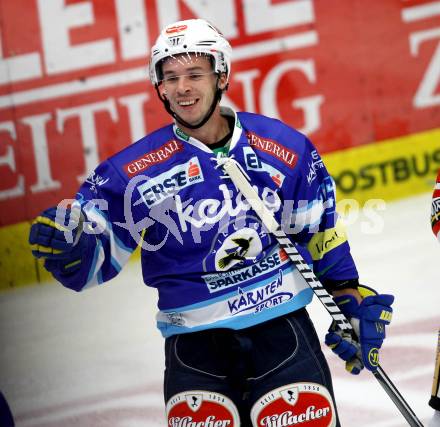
top-left (0, 0), bottom-right (439, 226)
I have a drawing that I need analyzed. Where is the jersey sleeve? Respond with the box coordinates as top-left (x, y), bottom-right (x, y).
top-left (51, 159), bottom-right (139, 291)
top-left (431, 169), bottom-right (440, 242)
top-left (286, 136), bottom-right (359, 291)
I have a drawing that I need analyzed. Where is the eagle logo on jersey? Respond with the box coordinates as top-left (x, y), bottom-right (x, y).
top-left (218, 236), bottom-right (254, 269)
top-left (209, 224), bottom-right (268, 272)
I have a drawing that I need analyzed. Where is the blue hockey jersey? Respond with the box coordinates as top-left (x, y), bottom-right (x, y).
top-left (53, 107), bottom-right (358, 337)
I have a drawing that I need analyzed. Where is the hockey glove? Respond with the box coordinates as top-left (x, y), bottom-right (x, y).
top-left (29, 204), bottom-right (88, 274)
top-left (325, 285), bottom-right (394, 375)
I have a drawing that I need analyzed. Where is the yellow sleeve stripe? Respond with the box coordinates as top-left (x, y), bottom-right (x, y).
top-left (30, 244), bottom-right (63, 255)
top-left (307, 218), bottom-right (348, 261)
top-left (33, 216), bottom-right (68, 232)
top-left (336, 298), bottom-right (352, 306)
top-left (64, 259), bottom-right (81, 269)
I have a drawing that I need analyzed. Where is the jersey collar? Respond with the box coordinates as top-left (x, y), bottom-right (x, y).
top-left (172, 106), bottom-right (243, 154)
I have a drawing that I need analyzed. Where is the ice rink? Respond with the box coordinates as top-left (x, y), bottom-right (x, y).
top-left (1, 192), bottom-right (439, 426)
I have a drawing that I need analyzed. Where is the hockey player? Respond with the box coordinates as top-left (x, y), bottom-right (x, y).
top-left (429, 169), bottom-right (440, 427)
top-left (29, 19), bottom-right (394, 426)
top-left (0, 391), bottom-right (14, 427)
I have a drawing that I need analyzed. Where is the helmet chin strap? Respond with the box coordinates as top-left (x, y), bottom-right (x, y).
top-left (155, 75), bottom-right (226, 130)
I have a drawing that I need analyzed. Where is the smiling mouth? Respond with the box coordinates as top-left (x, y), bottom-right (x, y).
top-left (177, 99), bottom-right (198, 107)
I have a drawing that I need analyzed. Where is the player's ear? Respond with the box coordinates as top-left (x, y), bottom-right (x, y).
top-left (218, 72), bottom-right (228, 91)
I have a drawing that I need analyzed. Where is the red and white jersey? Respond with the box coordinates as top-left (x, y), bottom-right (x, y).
top-left (431, 171), bottom-right (440, 412)
top-left (432, 169), bottom-right (440, 243)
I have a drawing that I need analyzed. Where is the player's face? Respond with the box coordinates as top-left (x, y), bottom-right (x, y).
top-left (160, 54), bottom-right (223, 126)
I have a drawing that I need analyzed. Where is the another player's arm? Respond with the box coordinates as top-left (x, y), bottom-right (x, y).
top-left (431, 169), bottom-right (440, 241)
top-left (430, 170), bottom-right (440, 411)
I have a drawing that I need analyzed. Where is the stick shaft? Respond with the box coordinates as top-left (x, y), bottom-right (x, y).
top-left (275, 226), bottom-right (423, 426)
top-left (430, 329), bottom-right (440, 409)
top-left (374, 367), bottom-right (424, 427)
top-left (222, 159), bottom-right (423, 426)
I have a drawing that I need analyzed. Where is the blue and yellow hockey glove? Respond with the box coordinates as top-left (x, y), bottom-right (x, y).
top-left (325, 286), bottom-right (394, 375)
top-left (29, 204), bottom-right (88, 274)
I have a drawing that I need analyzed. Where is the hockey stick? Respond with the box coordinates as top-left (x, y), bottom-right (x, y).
top-left (373, 366), bottom-right (424, 426)
top-left (219, 157), bottom-right (424, 427)
top-left (429, 329), bottom-right (440, 409)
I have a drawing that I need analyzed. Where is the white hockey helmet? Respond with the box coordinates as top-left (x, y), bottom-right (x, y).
top-left (149, 19), bottom-right (232, 86)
